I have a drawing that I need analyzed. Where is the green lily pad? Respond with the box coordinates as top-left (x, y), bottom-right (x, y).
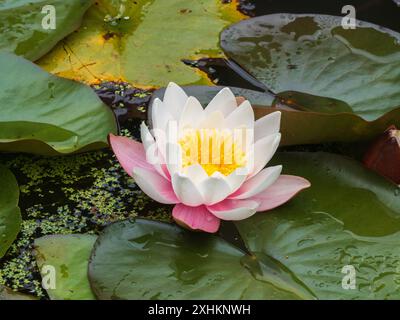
top-left (0, 0), bottom-right (93, 61)
top-left (236, 152), bottom-right (400, 299)
top-left (33, 234), bottom-right (97, 300)
top-left (220, 14), bottom-right (400, 144)
top-left (0, 285), bottom-right (38, 300)
top-left (0, 53), bottom-right (117, 155)
top-left (88, 219), bottom-right (316, 300)
top-left (0, 165), bottom-right (21, 259)
top-left (37, 0), bottom-right (244, 87)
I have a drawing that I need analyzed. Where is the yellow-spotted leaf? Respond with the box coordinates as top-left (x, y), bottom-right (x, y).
top-left (37, 0), bottom-right (244, 87)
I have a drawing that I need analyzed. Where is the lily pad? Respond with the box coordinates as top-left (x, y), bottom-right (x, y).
top-left (0, 0), bottom-right (93, 61)
top-left (33, 234), bottom-right (97, 300)
top-left (0, 165), bottom-right (21, 259)
top-left (236, 152), bottom-right (400, 299)
top-left (88, 219), bottom-right (315, 300)
top-left (220, 14), bottom-right (400, 144)
top-left (0, 53), bottom-right (117, 155)
top-left (37, 0), bottom-right (244, 87)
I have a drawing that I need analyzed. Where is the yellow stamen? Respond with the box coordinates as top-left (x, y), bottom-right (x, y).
top-left (179, 128), bottom-right (246, 176)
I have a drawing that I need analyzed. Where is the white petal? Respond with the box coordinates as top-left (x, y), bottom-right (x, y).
top-left (224, 100), bottom-right (254, 130)
top-left (172, 173), bottom-right (204, 206)
top-left (163, 82), bottom-right (188, 120)
top-left (198, 111), bottom-right (224, 129)
top-left (199, 173), bottom-right (233, 205)
top-left (230, 165), bottom-right (282, 199)
top-left (204, 87), bottom-right (237, 117)
top-left (151, 98), bottom-right (173, 133)
top-left (165, 119), bottom-right (179, 144)
top-left (255, 111), bottom-right (281, 141)
top-left (140, 122), bottom-right (169, 179)
top-left (166, 142), bottom-right (182, 177)
top-left (132, 167), bottom-right (178, 204)
top-left (207, 199), bottom-right (259, 221)
top-left (248, 133), bottom-right (281, 177)
top-left (225, 168), bottom-right (247, 194)
top-left (179, 96), bottom-right (205, 130)
top-left (140, 122), bottom-right (155, 154)
top-left (185, 164), bottom-right (208, 184)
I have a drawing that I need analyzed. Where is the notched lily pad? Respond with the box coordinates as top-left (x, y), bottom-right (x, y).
top-left (0, 53), bottom-right (117, 155)
top-left (0, 0), bottom-right (93, 61)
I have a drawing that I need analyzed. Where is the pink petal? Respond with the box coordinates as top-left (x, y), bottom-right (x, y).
top-left (250, 175), bottom-right (311, 211)
top-left (133, 167), bottom-right (179, 204)
top-left (207, 199), bottom-right (259, 221)
top-left (172, 204), bottom-right (220, 233)
top-left (109, 134), bottom-right (154, 176)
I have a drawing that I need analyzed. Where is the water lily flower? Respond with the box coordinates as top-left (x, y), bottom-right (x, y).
top-left (109, 83), bottom-right (310, 233)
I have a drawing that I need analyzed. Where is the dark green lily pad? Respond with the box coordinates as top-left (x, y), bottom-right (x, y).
top-left (34, 234), bottom-right (97, 300)
top-left (236, 152), bottom-right (400, 299)
top-left (0, 53), bottom-right (117, 155)
top-left (88, 219), bottom-right (315, 300)
top-left (0, 0), bottom-right (93, 61)
top-left (0, 165), bottom-right (21, 259)
top-left (220, 14), bottom-right (400, 144)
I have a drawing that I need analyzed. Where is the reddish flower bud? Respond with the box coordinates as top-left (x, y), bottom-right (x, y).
top-left (363, 125), bottom-right (400, 184)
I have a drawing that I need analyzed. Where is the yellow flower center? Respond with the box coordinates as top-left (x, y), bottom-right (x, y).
top-left (178, 128), bottom-right (247, 176)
